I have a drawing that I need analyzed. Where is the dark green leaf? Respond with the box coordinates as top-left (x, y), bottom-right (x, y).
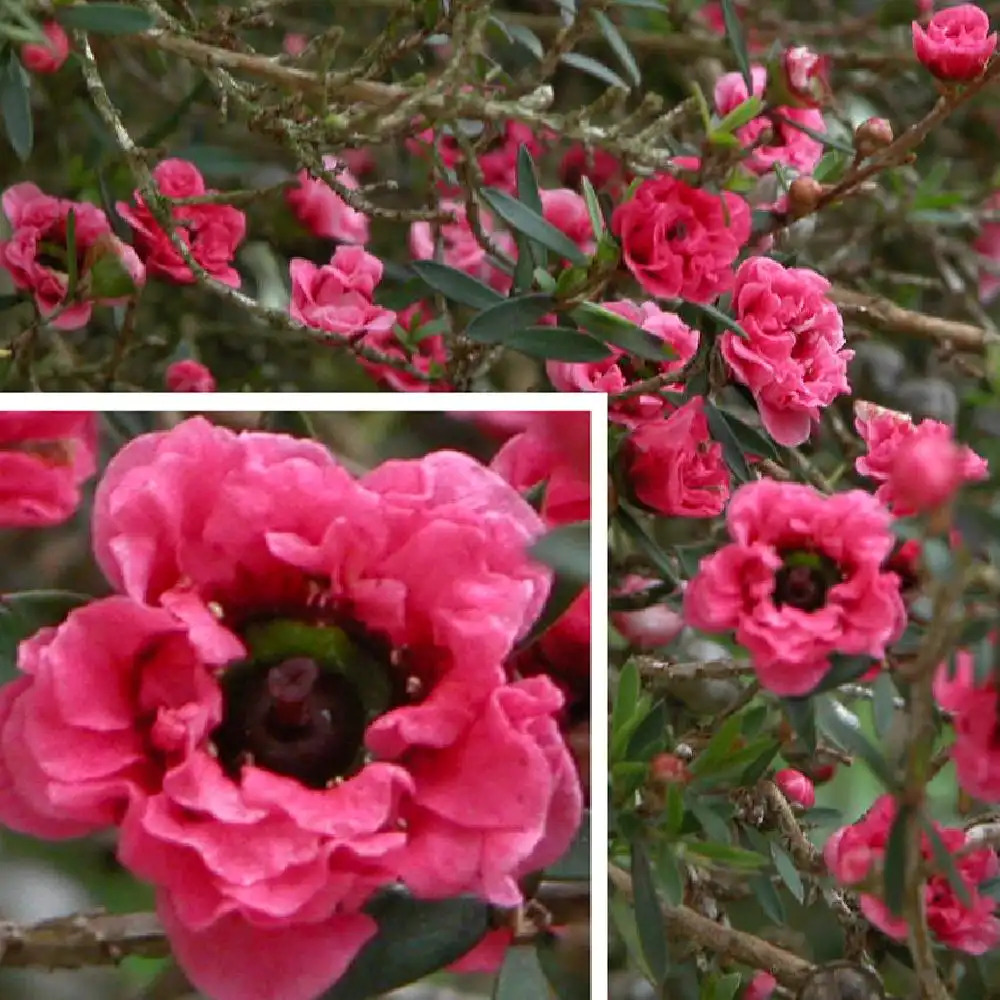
top-left (688, 799), bottom-right (732, 843)
top-left (816, 699), bottom-right (896, 788)
top-left (770, 843), bottom-right (805, 904)
top-left (627, 699), bottom-right (669, 761)
top-left (411, 260), bottom-right (504, 310)
top-left (688, 714), bottom-right (743, 775)
top-left (657, 843), bottom-right (685, 905)
top-left (0, 592), bottom-right (92, 682)
top-left (783, 697), bottom-right (817, 754)
top-left (807, 654), bottom-right (878, 696)
top-left (771, 112), bottom-right (855, 154)
top-left (0, 52), bottom-right (33, 162)
top-left (56, 3), bottom-right (156, 34)
top-left (719, 0), bottom-right (752, 92)
top-left (503, 22), bottom-right (544, 60)
top-left (749, 871), bottom-right (785, 924)
top-left (480, 187), bottom-right (588, 265)
top-left (507, 326), bottom-right (613, 361)
top-left (872, 672), bottom-right (897, 737)
top-left (517, 574), bottom-right (586, 652)
top-left (711, 408), bottom-right (778, 461)
top-left (739, 741), bottom-right (782, 786)
top-left (530, 521), bottom-right (590, 584)
top-left (922, 816), bottom-right (973, 907)
top-left (613, 660), bottom-right (641, 739)
top-left (883, 804), bottom-right (910, 917)
top-left (615, 505), bottom-right (679, 584)
top-left (593, 10), bottom-right (640, 86)
top-left (536, 933), bottom-right (589, 1000)
top-left (323, 892), bottom-right (490, 1000)
top-left (571, 302), bottom-right (676, 362)
top-left (631, 839), bottom-right (669, 984)
top-left (685, 841), bottom-right (767, 869)
top-left (513, 144), bottom-right (546, 290)
top-left (686, 301), bottom-right (750, 339)
top-left (705, 403), bottom-right (752, 483)
top-left (560, 51), bottom-right (629, 90)
top-left (665, 783), bottom-right (685, 836)
top-left (494, 945), bottom-right (549, 1000)
top-left (464, 293), bottom-right (556, 344)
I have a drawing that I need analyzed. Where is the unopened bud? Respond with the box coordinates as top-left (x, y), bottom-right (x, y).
top-left (853, 117), bottom-right (894, 159)
top-left (649, 753), bottom-right (690, 785)
top-left (787, 176), bottom-right (826, 219)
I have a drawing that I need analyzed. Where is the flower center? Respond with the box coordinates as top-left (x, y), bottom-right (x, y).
top-left (773, 550), bottom-right (842, 612)
top-left (211, 619), bottom-right (398, 789)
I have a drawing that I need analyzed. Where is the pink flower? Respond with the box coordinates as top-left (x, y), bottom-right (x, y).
top-left (782, 46), bottom-right (831, 107)
top-left (559, 145), bottom-right (630, 195)
top-left (854, 401), bottom-right (988, 516)
top-left (0, 418), bottom-right (582, 1000)
top-left (410, 201), bottom-right (515, 294)
top-left (282, 33), bottom-right (308, 57)
top-left (0, 412), bottom-right (97, 527)
top-left (20, 21), bottom-right (69, 74)
top-left (623, 398), bottom-right (730, 518)
top-left (289, 246), bottom-right (396, 339)
top-left (547, 299), bottom-right (698, 427)
top-left (888, 431), bottom-right (967, 512)
top-left (720, 256), bottom-right (852, 447)
top-left (774, 768), bottom-right (815, 808)
top-left (744, 971), bottom-right (777, 1000)
top-left (714, 67), bottom-right (825, 177)
top-left (117, 159), bottom-right (246, 287)
top-left (826, 796), bottom-right (1000, 954)
top-left (684, 480), bottom-right (905, 696)
top-left (612, 576), bottom-right (684, 649)
top-left (356, 301), bottom-right (450, 393)
top-left (612, 174), bottom-right (751, 304)
top-left (934, 650), bottom-right (1000, 802)
top-left (0, 183), bottom-right (144, 330)
top-left (165, 360), bottom-right (216, 393)
top-left (913, 3), bottom-right (996, 81)
top-left (540, 188), bottom-right (596, 257)
top-left (286, 156), bottom-right (369, 244)
top-left (975, 191), bottom-right (1000, 302)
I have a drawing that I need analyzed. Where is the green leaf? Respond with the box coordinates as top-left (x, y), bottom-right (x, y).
top-left (631, 839), bottom-right (669, 984)
top-left (507, 326), bottom-right (613, 361)
top-left (615, 504), bottom-right (679, 584)
top-left (627, 699), bottom-right (669, 761)
top-left (710, 408), bottom-right (778, 461)
top-left (464, 293), bottom-right (556, 344)
top-left (685, 300), bottom-right (750, 339)
top-left (323, 892), bottom-right (490, 1000)
top-left (0, 591), bottom-right (91, 681)
top-left (921, 816), bottom-right (973, 907)
top-left (536, 933), bottom-right (589, 1000)
top-left (530, 521), bottom-right (590, 584)
top-left (782, 697), bottom-right (817, 754)
top-left (688, 714), bottom-right (743, 775)
top-left (502, 21), bottom-right (544, 60)
top-left (560, 51), bottom-right (629, 90)
top-left (704, 403), bottom-right (752, 483)
top-left (411, 260), bottom-right (504, 309)
top-left (86, 247), bottom-right (138, 299)
top-left (55, 3), bottom-right (156, 34)
top-left (719, 0), bottom-right (752, 92)
top-left (494, 945), bottom-right (549, 1000)
top-left (593, 10), bottom-right (640, 86)
top-left (658, 843), bottom-right (685, 905)
top-left (686, 841), bottom-right (766, 869)
top-left (770, 843), bottom-right (805, 904)
top-left (613, 660), bottom-right (642, 741)
top-left (714, 95), bottom-right (763, 135)
top-left (807, 654), bottom-right (878, 696)
top-left (513, 144), bottom-right (546, 290)
top-left (517, 574), bottom-right (586, 652)
top-left (0, 52), bottom-right (32, 162)
top-left (571, 302), bottom-right (676, 362)
top-left (580, 176), bottom-right (606, 238)
top-left (883, 804), bottom-right (910, 917)
top-left (749, 871), bottom-right (785, 924)
top-left (816, 699), bottom-right (896, 788)
top-left (480, 187), bottom-right (588, 265)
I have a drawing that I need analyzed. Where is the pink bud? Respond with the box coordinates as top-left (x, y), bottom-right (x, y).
top-left (612, 575), bottom-right (684, 650)
top-left (775, 767), bottom-right (816, 808)
top-left (888, 431), bottom-right (965, 512)
top-left (282, 33), bottom-right (308, 57)
top-left (649, 753), bottom-right (691, 785)
top-left (165, 360), bottom-right (216, 393)
top-left (783, 46), bottom-right (829, 106)
top-left (854, 117), bottom-right (894, 159)
top-left (21, 22), bottom-right (70, 74)
top-left (744, 971), bottom-right (777, 1000)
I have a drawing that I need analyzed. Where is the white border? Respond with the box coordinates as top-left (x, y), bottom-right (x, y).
top-left (0, 391), bottom-right (610, 990)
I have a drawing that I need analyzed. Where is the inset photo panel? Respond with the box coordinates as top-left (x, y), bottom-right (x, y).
top-left (0, 398), bottom-right (605, 1000)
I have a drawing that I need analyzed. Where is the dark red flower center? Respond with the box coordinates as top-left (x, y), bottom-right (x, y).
top-left (213, 656), bottom-right (369, 789)
top-left (774, 550), bottom-right (843, 612)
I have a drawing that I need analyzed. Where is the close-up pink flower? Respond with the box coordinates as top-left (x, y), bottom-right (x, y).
top-left (285, 155), bottom-right (370, 245)
top-left (611, 173), bottom-right (752, 304)
top-left (0, 183), bottom-right (145, 329)
top-left (0, 417), bottom-right (584, 1000)
top-left (721, 256), bottom-right (852, 447)
top-left (683, 479), bottom-right (906, 696)
top-left (825, 795), bottom-right (1000, 954)
top-left (289, 245), bottom-right (396, 339)
top-left (165, 359), bottom-right (217, 393)
top-left (547, 299), bottom-right (698, 426)
top-left (623, 397), bottom-right (730, 518)
top-left (854, 401), bottom-right (988, 515)
top-left (912, 3), bottom-right (996, 81)
top-left (0, 412), bottom-right (97, 527)
top-left (117, 159), bottom-right (246, 287)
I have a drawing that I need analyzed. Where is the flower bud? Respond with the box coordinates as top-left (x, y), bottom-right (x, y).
top-left (787, 176), bottom-right (826, 219)
top-left (744, 971), bottom-right (777, 1000)
top-left (854, 117), bottom-right (894, 159)
top-left (775, 767), bottom-right (816, 808)
top-left (649, 753), bottom-right (691, 785)
top-left (166, 359), bottom-right (217, 393)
